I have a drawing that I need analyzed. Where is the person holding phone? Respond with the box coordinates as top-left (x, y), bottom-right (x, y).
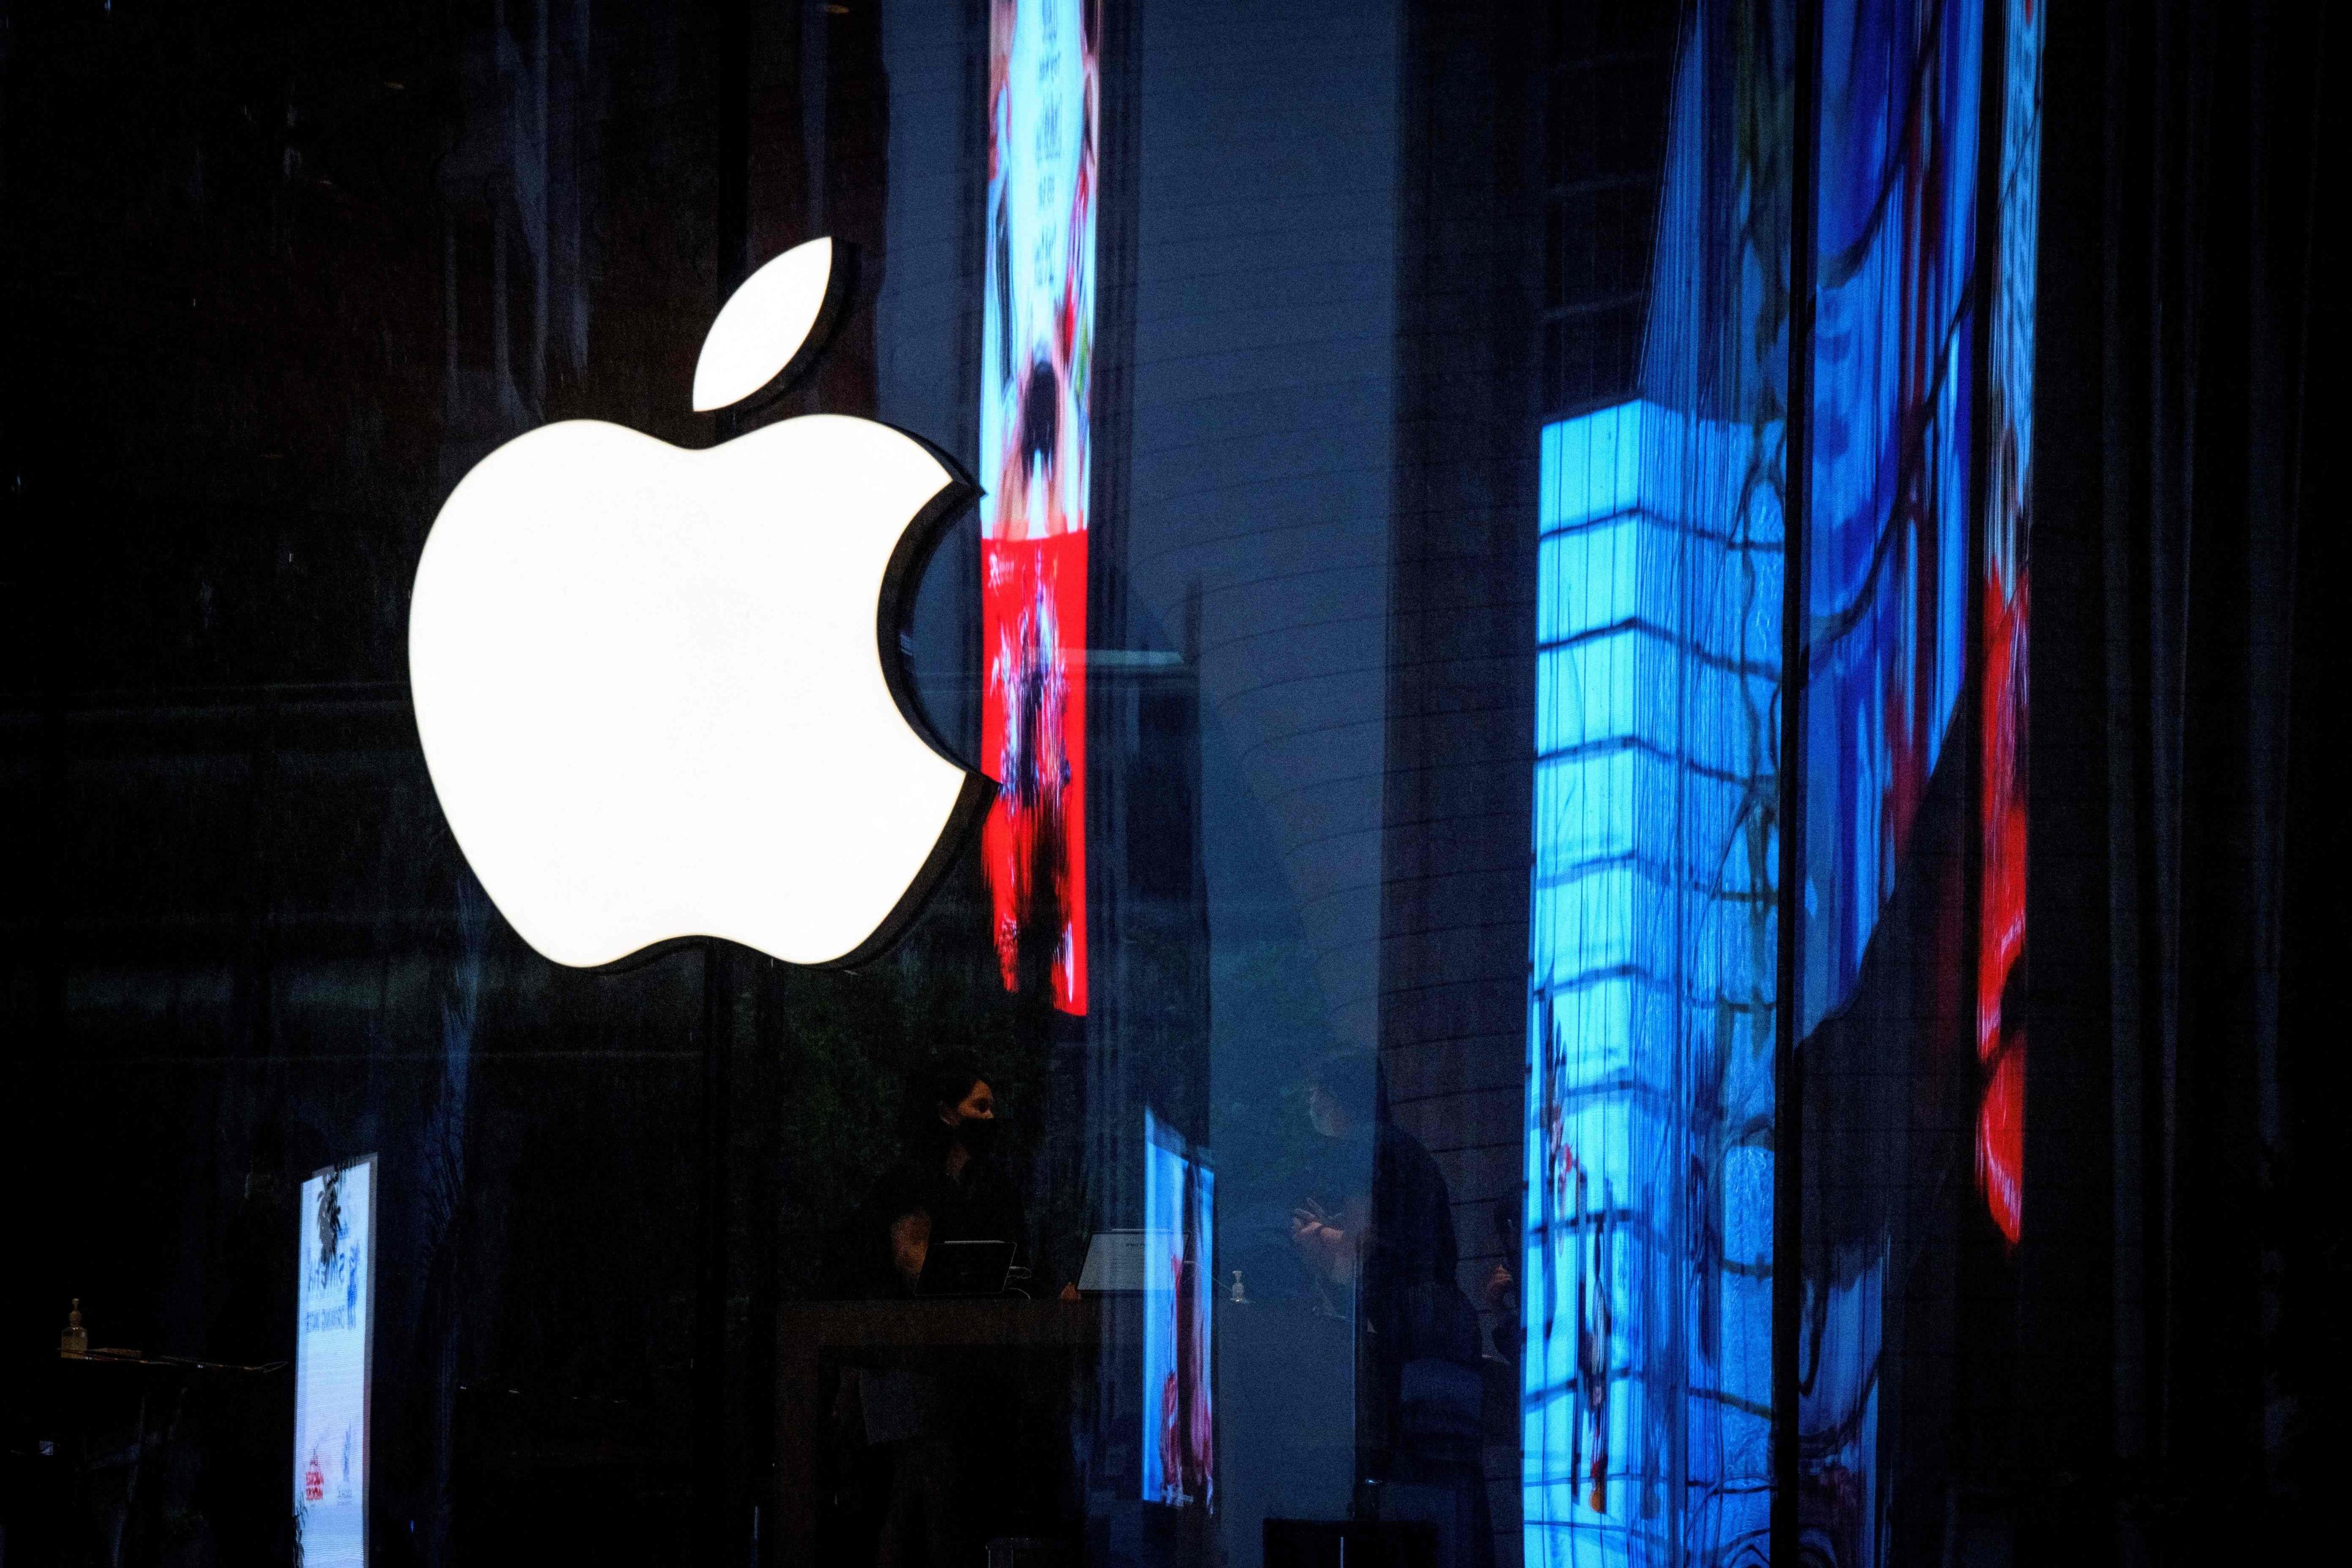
top-left (1291, 1049), bottom-right (1492, 1565)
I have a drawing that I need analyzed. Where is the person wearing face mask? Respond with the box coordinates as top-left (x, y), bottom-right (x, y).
top-left (835, 1055), bottom-right (1027, 1300)
top-left (824, 1055), bottom-right (1030, 1568)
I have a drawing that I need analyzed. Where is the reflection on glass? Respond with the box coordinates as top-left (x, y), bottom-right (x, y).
top-left (1527, 402), bottom-right (1780, 1566)
top-left (1977, 0), bottom-right (2043, 1248)
top-left (1524, 4), bottom-right (1790, 1559)
top-left (1142, 1110), bottom-right (1214, 1509)
top-left (295, 1156), bottom-right (375, 1568)
top-left (981, 0), bottom-right (1098, 1015)
top-left (1795, 2), bottom-right (2043, 1561)
top-left (1801, 0), bottom-right (1984, 1036)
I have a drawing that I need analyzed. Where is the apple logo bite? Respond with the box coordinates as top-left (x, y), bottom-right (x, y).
top-left (408, 236), bottom-right (984, 969)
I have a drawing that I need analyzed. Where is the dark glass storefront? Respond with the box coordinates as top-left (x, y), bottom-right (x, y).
top-left (3, 2), bottom-right (2341, 1566)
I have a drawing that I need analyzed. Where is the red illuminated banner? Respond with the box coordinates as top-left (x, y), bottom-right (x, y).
top-left (1978, 555), bottom-right (2026, 1242)
top-left (980, 534), bottom-right (1088, 1011)
top-left (980, 0), bottom-right (1095, 1014)
top-left (1975, 0), bottom-right (2041, 1246)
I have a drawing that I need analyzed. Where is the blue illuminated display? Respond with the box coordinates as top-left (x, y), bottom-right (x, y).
top-left (1801, 0), bottom-right (1984, 1035)
top-left (1524, 7), bottom-right (1792, 1560)
top-left (1525, 402), bottom-right (1781, 1566)
top-left (1795, 0), bottom-right (1988, 1557)
top-left (1141, 1110), bottom-right (1214, 1510)
top-left (295, 1155), bottom-right (376, 1568)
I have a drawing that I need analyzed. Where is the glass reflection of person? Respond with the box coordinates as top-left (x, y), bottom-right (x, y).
top-left (827, 1057), bottom-right (1027, 1568)
top-left (873, 1062), bottom-right (1021, 1296)
top-left (1291, 1054), bottom-right (1476, 1359)
top-left (819, 1052), bottom-right (1025, 1302)
top-left (1485, 1196), bottom-right (1523, 1369)
top-left (1292, 1051), bottom-right (1490, 1561)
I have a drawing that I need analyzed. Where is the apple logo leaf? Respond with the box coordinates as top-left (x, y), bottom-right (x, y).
top-left (692, 235), bottom-right (835, 414)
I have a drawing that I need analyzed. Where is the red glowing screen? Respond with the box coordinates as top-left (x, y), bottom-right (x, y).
top-left (1975, 0), bottom-right (2040, 1245)
top-left (980, 0), bottom-right (1095, 1013)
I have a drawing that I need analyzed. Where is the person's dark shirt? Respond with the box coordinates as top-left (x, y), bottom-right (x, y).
top-left (1365, 1122), bottom-right (1480, 1366)
top-left (826, 1148), bottom-right (1027, 1300)
top-left (1304, 1119), bottom-right (1478, 1367)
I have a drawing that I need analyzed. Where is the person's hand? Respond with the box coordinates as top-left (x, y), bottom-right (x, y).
top-left (890, 1210), bottom-right (932, 1291)
top-left (1484, 1263), bottom-right (1516, 1312)
top-left (1291, 1207), bottom-right (1350, 1282)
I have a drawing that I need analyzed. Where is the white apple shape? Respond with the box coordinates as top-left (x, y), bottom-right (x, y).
top-left (408, 238), bottom-right (980, 968)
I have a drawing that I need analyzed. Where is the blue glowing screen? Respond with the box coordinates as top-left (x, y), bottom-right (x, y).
top-left (1799, 0), bottom-right (1984, 1036)
top-left (1142, 1110), bottom-right (1214, 1509)
top-left (1524, 396), bottom-right (1783, 1562)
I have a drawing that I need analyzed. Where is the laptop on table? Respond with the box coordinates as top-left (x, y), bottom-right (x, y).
top-left (914, 1238), bottom-right (1017, 1298)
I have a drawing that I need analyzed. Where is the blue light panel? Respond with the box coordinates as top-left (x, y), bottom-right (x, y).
top-left (1525, 401), bottom-right (1781, 1567)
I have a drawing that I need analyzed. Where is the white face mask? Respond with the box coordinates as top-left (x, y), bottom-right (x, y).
top-left (1308, 1088), bottom-right (1346, 1138)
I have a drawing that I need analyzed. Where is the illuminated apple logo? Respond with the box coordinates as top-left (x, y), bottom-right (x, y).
top-left (408, 237), bottom-right (984, 968)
